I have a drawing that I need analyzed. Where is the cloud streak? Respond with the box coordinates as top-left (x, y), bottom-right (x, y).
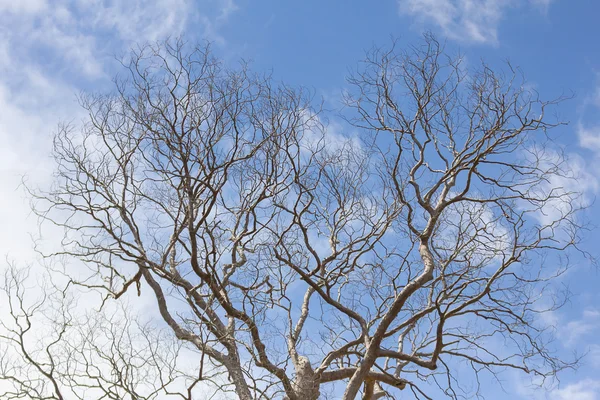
top-left (550, 379), bottom-right (600, 400)
top-left (397, 0), bottom-right (552, 44)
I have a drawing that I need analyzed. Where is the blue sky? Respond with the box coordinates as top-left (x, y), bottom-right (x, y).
top-left (1, 0), bottom-right (600, 399)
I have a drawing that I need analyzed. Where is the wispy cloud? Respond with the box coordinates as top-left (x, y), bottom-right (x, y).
top-left (515, 374), bottom-right (600, 400)
top-left (589, 345), bottom-right (600, 368)
top-left (0, 69), bottom-right (76, 258)
top-left (526, 149), bottom-right (598, 229)
top-left (397, 0), bottom-right (553, 44)
top-left (579, 124), bottom-right (600, 153)
top-left (550, 379), bottom-right (600, 400)
top-left (0, 0), bottom-right (199, 79)
top-left (0, 0), bottom-right (47, 13)
top-left (0, 4), bottom-right (239, 393)
top-left (560, 309), bottom-right (600, 346)
top-left (0, 0), bottom-right (238, 261)
top-left (540, 308), bottom-right (600, 349)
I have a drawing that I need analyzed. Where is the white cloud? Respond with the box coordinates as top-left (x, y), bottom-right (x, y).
top-left (0, 0), bottom-right (240, 261)
top-left (550, 379), bottom-right (600, 400)
top-left (541, 308), bottom-right (600, 348)
top-left (0, 78), bottom-right (72, 259)
top-left (520, 146), bottom-right (597, 229)
top-left (81, 0), bottom-right (193, 43)
top-left (589, 344), bottom-right (600, 368)
top-left (0, 0), bottom-right (201, 80)
top-left (579, 123), bottom-right (600, 153)
top-left (435, 194), bottom-right (512, 266)
top-left (0, 0), bottom-right (47, 13)
top-left (397, 0), bottom-right (552, 44)
top-left (560, 309), bottom-right (600, 346)
top-left (0, 3), bottom-right (241, 396)
top-left (217, 0), bottom-right (239, 22)
top-left (515, 374), bottom-right (600, 400)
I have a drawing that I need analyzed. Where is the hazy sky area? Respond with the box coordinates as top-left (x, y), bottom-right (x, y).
top-left (1, 1), bottom-right (600, 399)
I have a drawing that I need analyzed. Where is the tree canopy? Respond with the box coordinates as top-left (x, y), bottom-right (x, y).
top-left (0, 35), bottom-right (585, 400)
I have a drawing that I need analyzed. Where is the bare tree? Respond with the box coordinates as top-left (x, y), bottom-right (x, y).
top-left (11, 35), bottom-right (585, 399)
top-left (0, 264), bottom-right (216, 400)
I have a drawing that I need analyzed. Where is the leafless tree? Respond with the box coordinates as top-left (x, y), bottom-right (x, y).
top-left (7, 35), bottom-right (586, 399)
top-left (0, 264), bottom-right (219, 400)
